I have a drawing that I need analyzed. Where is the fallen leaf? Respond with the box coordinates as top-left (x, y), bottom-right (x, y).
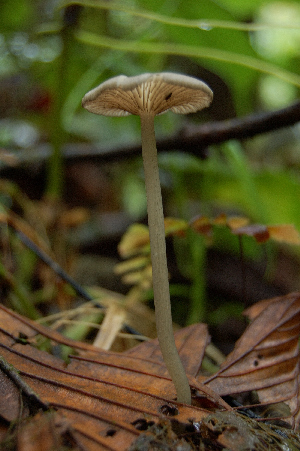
top-left (2, 289), bottom-right (300, 450)
top-left (205, 292), bottom-right (300, 428)
top-left (0, 305), bottom-right (224, 451)
top-left (126, 323), bottom-right (209, 379)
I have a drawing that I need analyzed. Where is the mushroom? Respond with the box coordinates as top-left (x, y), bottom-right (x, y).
top-left (82, 73), bottom-right (213, 404)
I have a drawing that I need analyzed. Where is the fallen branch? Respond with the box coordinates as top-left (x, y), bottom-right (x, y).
top-left (1, 100), bottom-right (299, 171)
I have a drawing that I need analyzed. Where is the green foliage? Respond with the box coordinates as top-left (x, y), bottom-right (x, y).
top-left (0, 0), bottom-right (300, 327)
top-left (116, 214), bottom-right (300, 324)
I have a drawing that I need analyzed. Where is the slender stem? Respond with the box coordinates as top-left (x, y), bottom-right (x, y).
top-left (45, 21), bottom-right (71, 200)
top-left (140, 113), bottom-right (191, 404)
top-left (187, 231), bottom-right (206, 324)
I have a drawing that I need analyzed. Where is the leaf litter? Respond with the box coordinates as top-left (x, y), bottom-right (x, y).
top-left (1, 292), bottom-right (300, 449)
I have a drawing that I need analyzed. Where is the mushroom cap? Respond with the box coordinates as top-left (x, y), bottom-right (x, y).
top-left (82, 72), bottom-right (213, 117)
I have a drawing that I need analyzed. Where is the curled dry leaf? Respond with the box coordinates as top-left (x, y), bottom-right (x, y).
top-left (205, 292), bottom-right (300, 428)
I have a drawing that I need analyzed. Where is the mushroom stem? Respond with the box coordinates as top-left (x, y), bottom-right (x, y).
top-left (140, 112), bottom-right (191, 405)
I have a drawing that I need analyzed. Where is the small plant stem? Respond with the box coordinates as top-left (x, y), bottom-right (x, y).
top-left (187, 231), bottom-right (206, 324)
top-left (0, 261), bottom-right (40, 320)
top-left (45, 23), bottom-right (73, 200)
top-left (140, 113), bottom-right (191, 404)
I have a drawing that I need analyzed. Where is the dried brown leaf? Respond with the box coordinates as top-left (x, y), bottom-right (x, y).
top-left (126, 323), bottom-right (209, 379)
top-left (0, 305), bottom-right (222, 451)
top-left (3, 287), bottom-right (300, 451)
top-left (205, 292), bottom-right (300, 428)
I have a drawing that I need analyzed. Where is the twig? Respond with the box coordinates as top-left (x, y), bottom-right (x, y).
top-left (15, 230), bottom-right (140, 337)
top-left (1, 101), bottom-right (299, 171)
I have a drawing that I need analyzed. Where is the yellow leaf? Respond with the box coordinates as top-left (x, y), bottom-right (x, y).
top-left (212, 213), bottom-right (227, 226)
top-left (114, 256), bottom-right (150, 276)
top-left (164, 217), bottom-right (188, 237)
top-left (268, 224), bottom-right (300, 245)
top-left (118, 224), bottom-right (150, 258)
top-left (226, 216), bottom-right (250, 230)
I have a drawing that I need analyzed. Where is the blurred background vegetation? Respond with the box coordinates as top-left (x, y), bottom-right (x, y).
top-left (0, 0), bottom-right (300, 353)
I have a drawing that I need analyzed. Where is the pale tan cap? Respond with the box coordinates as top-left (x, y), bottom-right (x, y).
top-left (82, 72), bottom-right (213, 117)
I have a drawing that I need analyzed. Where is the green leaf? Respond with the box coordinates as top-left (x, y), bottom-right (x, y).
top-left (76, 31), bottom-right (300, 88)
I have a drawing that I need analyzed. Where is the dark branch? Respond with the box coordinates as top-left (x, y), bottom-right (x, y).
top-left (1, 101), bottom-right (300, 171)
top-left (53, 100), bottom-right (300, 163)
top-left (178, 100), bottom-right (300, 151)
top-left (15, 230), bottom-right (141, 338)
